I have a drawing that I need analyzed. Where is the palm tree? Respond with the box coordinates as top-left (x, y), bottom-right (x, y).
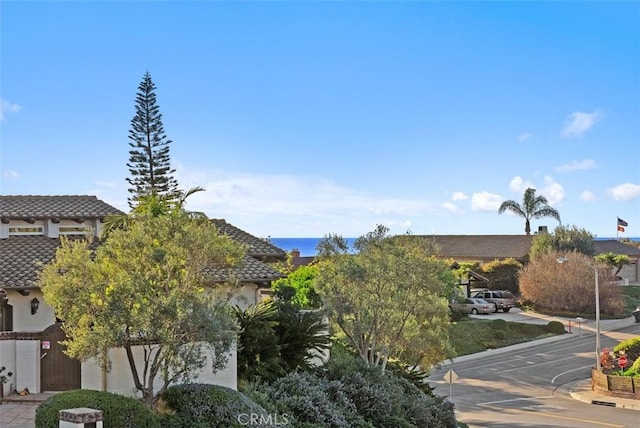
top-left (498, 188), bottom-right (561, 235)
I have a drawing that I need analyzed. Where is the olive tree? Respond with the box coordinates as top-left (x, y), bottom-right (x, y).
top-left (39, 211), bottom-right (245, 407)
top-left (314, 225), bottom-right (456, 371)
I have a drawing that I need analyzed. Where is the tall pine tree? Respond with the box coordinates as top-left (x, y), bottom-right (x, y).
top-left (127, 72), bottom-right (179, 208)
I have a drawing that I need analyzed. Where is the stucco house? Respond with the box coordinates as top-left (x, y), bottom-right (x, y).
top-left (0, 195), bottom-right (285, 397)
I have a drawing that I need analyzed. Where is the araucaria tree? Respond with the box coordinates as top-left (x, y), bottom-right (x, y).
top-left (39, 210), bottom-right (246, 407)
top-left (498, 187), bottom-right (561, 235)
top-left (314, 225), bottom-right (456, 371)
top-left (127, 72), bottom-right (179, 208)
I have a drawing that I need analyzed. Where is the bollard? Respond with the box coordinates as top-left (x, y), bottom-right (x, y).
top-left (59, 408), bottom-right (103, 428)
top-left (567, 320), bottom-right (572, 334)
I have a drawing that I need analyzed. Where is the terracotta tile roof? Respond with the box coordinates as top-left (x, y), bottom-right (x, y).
top-left (203, 255), bottom-right (284, 283)
top-left (420, 235), bottom-right (536, 260)
top-left (0, 235), bottom-right (99, 288)
top-left (211, 219), bottom-right (286, 259)
top-left (0, 195), bottom-right (124, 219)
top-left (593, 240), bottom-right (640, 257)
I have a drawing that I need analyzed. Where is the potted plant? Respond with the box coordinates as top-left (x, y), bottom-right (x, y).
top-left (0, 366), bottom-right (13, 399)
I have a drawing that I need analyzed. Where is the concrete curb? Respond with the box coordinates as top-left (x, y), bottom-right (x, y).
top-left (440, 315), bottom-right (638, 367)
top-left (570, 379), bottom-right (640, 412)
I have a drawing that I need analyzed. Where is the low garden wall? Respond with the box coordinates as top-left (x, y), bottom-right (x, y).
top-left (592, 368), bottom-right (640, 400)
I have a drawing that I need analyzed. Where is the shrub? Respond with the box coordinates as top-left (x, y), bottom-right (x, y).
top-left (35, 389), bottom-right (159, 428)
top-left (613, 336), bottom-right (640, 362)
top-left (480, 258), bottom-right (522, 295)
top-left (244, 349), bottom-right (458, 428)
top-left (160, 383), bottom-right (270, 428)
top-left (546, 321), bottom-right (566, 335)
top-left (449, 307), bottom-right (468, 322)
top-left (519, 251), bottom-right (624, 315)
top-left (247, 371), bottom-right (357, 428)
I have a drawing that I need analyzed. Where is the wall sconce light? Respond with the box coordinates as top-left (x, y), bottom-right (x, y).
top-left (30, 297), bottom-right (39, 315)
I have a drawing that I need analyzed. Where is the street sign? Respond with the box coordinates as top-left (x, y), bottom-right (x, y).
top-left (443, 369), bottom-right (458, 383)
top-left (618, 355), bottom-right (627, 368)
top-left (443, 369), bottom-right (458, 400)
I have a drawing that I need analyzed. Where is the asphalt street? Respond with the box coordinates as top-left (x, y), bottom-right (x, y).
top-left (429, 312), bottom-right (640, 428)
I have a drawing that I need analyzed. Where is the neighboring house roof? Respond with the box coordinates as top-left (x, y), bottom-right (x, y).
top-left (0, 195), bottom-right (124, 220)
top-left (593, 240), bottom-right (640, 258)
top-left (0, 196), bottom-right (285, 290)
top-left (211, 219), bottom-right (286, 260)
top-left (422, 235), bottom-right (535, 261)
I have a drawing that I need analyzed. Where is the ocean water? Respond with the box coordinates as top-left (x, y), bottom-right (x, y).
top-left (270, 237), bottom-right (640, 257)
top-left (269, 238), bottom-right (356, 256)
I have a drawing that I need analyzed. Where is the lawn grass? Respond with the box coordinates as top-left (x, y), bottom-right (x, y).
top-left (449, 318), bottom-right (557, 357)
top-left (621, 285), bottom-right (640, 313)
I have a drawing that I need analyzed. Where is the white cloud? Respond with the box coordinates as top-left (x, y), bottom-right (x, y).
top-left (442, 202), bottom-right (462, 214)
top-left (555, 159), bottom-right (596, 172)
top-left (2, 170), bottom-right (20, 180)
top-left (174, 167), bottom-right (441, 237)
top-left (452, 191), bottom-right (468, 201)
top-left (580, 191), bottom-right (596, 202)
top-left (509, 176), bottom-right (535, 193)
top-left (0, 98), bottom-right (22, 121)
top-left (540, 176), bottom-right (565, 206)
top-left (560, 110), bottom-right (603, 138)
top-left (517, 132), bottom-right (532, 142)
top-left (608, 183), bottom-right (640, 201)
top-left (470, 191), bottom-right (502, 212)
top-left (505, 176), bottom-right (564, 206)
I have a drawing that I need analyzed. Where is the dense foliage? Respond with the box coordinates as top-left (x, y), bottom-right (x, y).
top-left (272, 264), bottom-right (322, 310)
top-left (519, 251), bottom-right (624, 315)
top-left (315, 225), bottom-right (456, 370)
top-left (39, 212), bottom-right (245, 405)
top-left (127, 72), bottom-right (179, 207)
top-left (160, 384), bottom-right (272, 427)
top-left (529, 225), bottom-right (595, 259)
top-left (613, 336), bottom-right (640, 362)
top-left (243, 348), bottom-right (457, 428)
top-left (35, 390), bottom-right (159, 428)
top-left (234, 300), bottom-right (331, 384)
top-left (480, 258), bottom-right (522, 295)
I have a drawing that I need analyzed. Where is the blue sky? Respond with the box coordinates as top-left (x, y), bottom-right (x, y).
top-left (1, 1), bottom-right (639, 239)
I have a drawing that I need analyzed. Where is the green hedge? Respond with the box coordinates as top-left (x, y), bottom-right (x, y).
top-left (546, 321), bottom-right (566, 334)
top-left (35, 389), bottom-right (159, 428)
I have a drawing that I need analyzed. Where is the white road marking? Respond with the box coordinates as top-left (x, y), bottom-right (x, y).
top-left (551, 364), bottom-right (593, 384)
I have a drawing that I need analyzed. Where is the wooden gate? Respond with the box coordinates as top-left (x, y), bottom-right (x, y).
top-left (40, 323), bottom-right (81, 391)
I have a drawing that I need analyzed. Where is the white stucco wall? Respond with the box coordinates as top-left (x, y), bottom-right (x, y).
top-left (229, 284), bottom-right (262, 309)
top-left (7, 289), bottom-right (55, 332)
top-left (0, 340), bottom-right (17, 396)
top-left (82, 343), bottom-right (237, 397)
top-left (15, 340), bottom-right (40, 393)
